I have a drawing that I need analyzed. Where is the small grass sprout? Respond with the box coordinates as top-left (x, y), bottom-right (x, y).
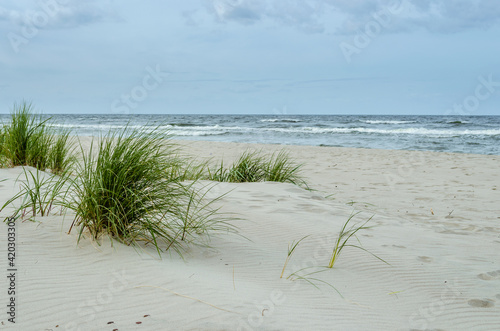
top-left (280, 235), bottom-right (309, 278)
top-left (1, 167), bottom-right (69, 220)
top-left (281, 235), bottom-right (342, 296)
top-left (287, 266), bottom-right (343, 296)
top-left (328, 212), bottom-right (388, 268)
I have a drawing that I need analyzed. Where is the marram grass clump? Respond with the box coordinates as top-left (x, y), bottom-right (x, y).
top-left (1, 101), bottom-right (74, 173)
top-left (0, 129), bottom-right (9, 167)
top-left (2, 101), bottom-right (48, 167)
top-left (207, 149), bottom-right (307, 187)
top-left (65, 126), bottom-right (235, 255)
top-left (49, 129), bottom-right (75, 175)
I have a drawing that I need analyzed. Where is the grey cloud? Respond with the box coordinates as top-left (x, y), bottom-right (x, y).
top-left (208, 0), bottom-right (325, 32)
top-left (206, 0), bottom-right (500, 34)
top-left (268, 0), bottom-right (325, 34)
top-left (0, 6), bottom-right (18, 22)
top-left (210, 0), bottom-right (264, 25)
top-left (0, 7), bottom-right (7, 21)
top-left (1, 0), bottom-right (117, 30)
top-left (424, 0), bottom-right (500, 32)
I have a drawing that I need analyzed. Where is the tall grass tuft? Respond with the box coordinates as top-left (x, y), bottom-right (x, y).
top-left (169, 158), bottom-right (208, 181)
top-left (27, 125), bottom-right (53, 171)
top-left (207, 149), bottom-right (307, 187)
top-left (0, 128), bottom-right (9, 167)
top-left (3, 101), bottom-right (49, 167)
top-left (265, 150), bottom-right (307, 187)
top-left (0, 128), bottom-right (4, 155)
top-left (214, 150), bottom-right (267, 183)
top-left (1, 101), bottom-right (74, 173)
top-left (49, 129), bottom-right (75, 175)
top-left (65, 126), bottom-right (234, 255)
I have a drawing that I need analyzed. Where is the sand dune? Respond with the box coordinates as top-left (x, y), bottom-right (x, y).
top-left (1, 140), bottom-right (499, 330)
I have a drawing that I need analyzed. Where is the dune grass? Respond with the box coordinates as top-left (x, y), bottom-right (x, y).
top-left (0, 128), bottom-right (4, 154)
top-left (207, 149), bottom-right (307, 187)
top-left (0, 128), bottom-right (9, 168)
top-left (0, 167), bottom-right (69, 220)
top-left (208, 150), bottom-right (266, 182)
top-left (279, 212), bottom-right (388, 295)
top-left (27, 124), bottom-right (53, 170)
top-left (286, 266), bottom-right (343, 296)
top-left (328, 212), bottom-right (388, 268)
top-left (169, 158), bottom-right (208, 181)
top-left (1, 101), bottom-right (74, 173)
top-left (2, 101), bottom-right (49, 167)
top-left (1, 103), bottom-right (236, 255)
top-left (280, 235), bottom-right (309, 278)
top-left (48, 129), bottom-right (75, 175)
top-left (265, 150), bottom-right (305, 185)
top-left (64, 126), bottom-right (234, 255)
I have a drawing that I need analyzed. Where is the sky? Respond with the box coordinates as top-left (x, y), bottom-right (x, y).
top-left (1, 0), bottom-right (500, 115)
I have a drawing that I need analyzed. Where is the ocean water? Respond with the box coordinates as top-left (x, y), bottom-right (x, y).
top-left (1, 114), bottom-right (499, 155)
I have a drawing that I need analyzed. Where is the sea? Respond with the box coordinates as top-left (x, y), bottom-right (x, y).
top-left (1, 114), bottom-right (499, 155)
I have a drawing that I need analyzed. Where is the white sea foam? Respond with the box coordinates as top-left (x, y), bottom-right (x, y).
top-left (362, 120), bottom-right (416, 124)
top-left (260, 118), bottom-right (302, 123)
top-left (47, 122), bottom-right (500, 137)
top-left (263, 127), bottom-right (500, 136)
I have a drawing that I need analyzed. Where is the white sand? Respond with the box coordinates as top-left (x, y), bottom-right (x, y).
top-left (1, 140), bottom-right (499, 330)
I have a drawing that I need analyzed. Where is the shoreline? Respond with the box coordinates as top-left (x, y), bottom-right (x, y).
top-left (174, 137), bottom-right (500, 156)
top-left (4, 112), bottom-right (500, 155)
top-left (70, 134), bottom-right (500, 157)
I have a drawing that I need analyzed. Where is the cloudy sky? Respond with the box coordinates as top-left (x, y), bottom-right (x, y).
top-left (1, 0), bottom-right (499, 115)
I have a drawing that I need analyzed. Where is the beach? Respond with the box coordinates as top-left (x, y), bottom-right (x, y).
top-left (1, 140), bottom-right (500, 330)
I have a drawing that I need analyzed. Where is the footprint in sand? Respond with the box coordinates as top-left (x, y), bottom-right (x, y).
top-left (468, 299), bottom-right (495, 308)
top-left (417, 256), bottom-right (433, 263)
top-left (477, 270), bottom-right (500, 280)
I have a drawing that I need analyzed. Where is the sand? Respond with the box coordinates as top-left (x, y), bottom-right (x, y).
top-left (1, 139), bottom-right (499, 330)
